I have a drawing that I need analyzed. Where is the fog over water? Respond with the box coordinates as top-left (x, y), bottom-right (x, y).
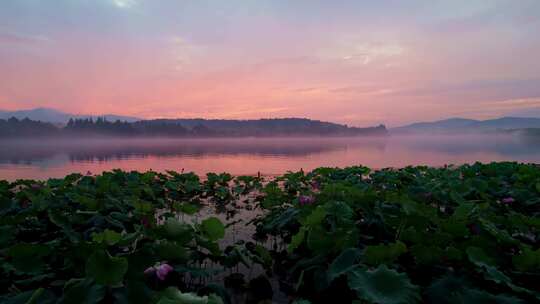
top-left (1, 134), bottom-right (539, 180)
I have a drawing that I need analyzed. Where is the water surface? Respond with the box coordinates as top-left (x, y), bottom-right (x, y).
top-left (1, 134), bottom-right (539, 180)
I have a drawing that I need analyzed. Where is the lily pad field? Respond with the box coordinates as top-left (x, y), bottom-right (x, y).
top-left (1, 162), bottom-right (540, 304)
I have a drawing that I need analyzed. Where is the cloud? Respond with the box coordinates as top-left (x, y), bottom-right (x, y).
top-left (170, 37), bottom-right (206, 71)
top-left (0, 31), bottom-right (49, 45)
top-left (330, 85), bottom-right (395, 96)
top-left (213, 106), bottom-right (290, 118)
top-left (131, 103), bottom-right (290, 120)
top-left (388, 78), bottom-right (540, 100)
top-left (111, 0), bottom-right (136, 9)
top-left (342, 43), bottom-right (404, 64)
top-left (451, 97), bottom-right (540, 119)
top-left (485, 97), bottom-right (540, 109)
top-left (319, 42), bottom-right (405, 65)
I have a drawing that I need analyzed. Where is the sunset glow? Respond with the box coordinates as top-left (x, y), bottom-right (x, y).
top-left (1, 0), bottom-right (539, 126)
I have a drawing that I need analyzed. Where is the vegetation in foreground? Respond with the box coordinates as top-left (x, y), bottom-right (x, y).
top-left (1, 162), bottom-right (540, 303)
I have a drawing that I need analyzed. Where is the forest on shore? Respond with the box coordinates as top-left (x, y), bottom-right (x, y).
top-left (0, 117), bottom-right (387, 138)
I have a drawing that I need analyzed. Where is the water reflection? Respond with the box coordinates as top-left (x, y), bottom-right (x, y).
top-left (0, 134), bottom-right (539, 180)
top-left (0, 138), bottom-right (386, 164)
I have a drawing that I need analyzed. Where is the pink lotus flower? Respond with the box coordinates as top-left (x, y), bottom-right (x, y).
top-left (144, 263), bottom-right (174, 281)
top-left (144, 266), bottom-right (155, 275)
top-left (298, 195), bottom-right (315, 206)
top-left (156, 263), bottom-right (173, 281)
top-left (502, 197), bottom-right (515, 204)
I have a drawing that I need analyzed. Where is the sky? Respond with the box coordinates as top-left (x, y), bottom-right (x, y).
top-left (0, 0), bottom-right (539, 127)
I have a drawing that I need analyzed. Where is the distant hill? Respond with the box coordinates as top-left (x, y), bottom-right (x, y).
top-left (146, 118), bottom-right (387, 136)
top-left (392, 117), bottom-right (540, 134)
top-left (0, 108), bottom-right (141, 124)
top-left (0, 116), bottom-right (388, 138)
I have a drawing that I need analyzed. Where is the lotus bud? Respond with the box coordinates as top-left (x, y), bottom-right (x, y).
top-left (298, 195), bottom-right (315, 206)
top-left (502, 197), bottom-right (515, 204)
top-left (156, 263), bottom-right (174, 281)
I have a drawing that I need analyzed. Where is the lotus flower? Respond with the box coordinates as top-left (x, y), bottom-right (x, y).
top-left (144, 263), bottom-right (174, 281)
top-left (156, 263), bottom-right (174, 281)
top-left (502, 197), bottom-right (515, 204)
top-left (298, 195), bottom-right (315, 206)
top-left (144, 266), bottom-right (155, 275)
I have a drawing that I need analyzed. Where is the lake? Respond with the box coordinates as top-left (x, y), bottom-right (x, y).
top-left (1, 134), bottom-right (540, 180)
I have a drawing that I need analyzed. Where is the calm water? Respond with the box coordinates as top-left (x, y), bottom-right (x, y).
top-left (1, 134), bottom-right (540, 180)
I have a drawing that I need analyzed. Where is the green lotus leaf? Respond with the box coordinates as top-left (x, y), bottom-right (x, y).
top-left (466, 178), bottom-right (489, 193)
top-left (91, 229), bottom-right (122, 246)
top-left (133, 201), bottom-right (153, 214)
top-left (479, 218), bottom-right (518, 245)
top-left (201, 217), bottom-right (225, 241)
top-left (7, 243), bottom-right (51, 274)
top-left (62, 278), bottom-right (106, 304)
top-left (303, 206), bottom-right (327, 226)
top-left (263, 208), bottom-right (299, 232)
top-left (254, 244), bottom-right (273, 267)
top-left (444, 246), bottom-right (463, 261)
top-left (512, 247), bottom-right (540, 271)
top-left (452, 202), bottom-right (475, 220)
top-left (453, 288), bottom-right (525, 304)
top-left (325, 201), bottom-right (354, 224)
top-left (157, 287), bottom-right (223, 304)
top-left (260, 182), bottom-right (285, 209)
top-left (399, 197), bottom-right (437, 219)
top-left (482, 266), bottom-right (536, 296)
top-left (364, 241), bottom-right (407, 265)
top-left (0, 288), bottom-right (57, 304)
top-left (466, 246), bottom-right (496, 268)
top-left (425, 274), bottom-right (468, 304)
top-left (328, 247), bottom-right (362, 281)
top-left (161, 218), bottom-right (195, 243)
top-left (347, 265), bottom-right (420, 304)
top-left (306, 226), bottom-right (334, 254)
top-left (410, 245), bottom-right (443, 265)
top-left (483, 266), bottom-right (512, 285)
top-left (288, 227), bottom-right (306, 252)
top-left (196, 238), bottom-right (222, 256)
top-left (0, 225), bottom-right (15, 247)
top-left (174, 202), bottom-right (200, 215)
top-left (155, 241), bottom-right (189, 261)
top-left (449, 191), bottom-right (466, 204)
top-left (85, 251), bottom-right (128, 286)
top-left (399, 227), bottom-right (421, 244)
top-left (440, 219), bottom-right (469, 237)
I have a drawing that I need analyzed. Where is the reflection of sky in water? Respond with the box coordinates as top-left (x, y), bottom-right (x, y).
top-left (0, 135), bottom-right (539, 180)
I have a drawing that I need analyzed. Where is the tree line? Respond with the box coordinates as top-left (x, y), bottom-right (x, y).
top-left (0, 117), bottom-right (388, 138)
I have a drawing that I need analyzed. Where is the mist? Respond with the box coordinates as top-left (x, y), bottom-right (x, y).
top-left (1, 133), bottom-right (539, 180)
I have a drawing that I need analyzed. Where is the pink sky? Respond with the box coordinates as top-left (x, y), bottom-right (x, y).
top-left (1, 0), bottom-right (540, 127)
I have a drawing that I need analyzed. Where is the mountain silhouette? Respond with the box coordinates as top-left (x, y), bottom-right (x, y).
top-left (0, 108), bottom-right (141, 123)
top-left (392, 117), bottom-right (540, 134)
